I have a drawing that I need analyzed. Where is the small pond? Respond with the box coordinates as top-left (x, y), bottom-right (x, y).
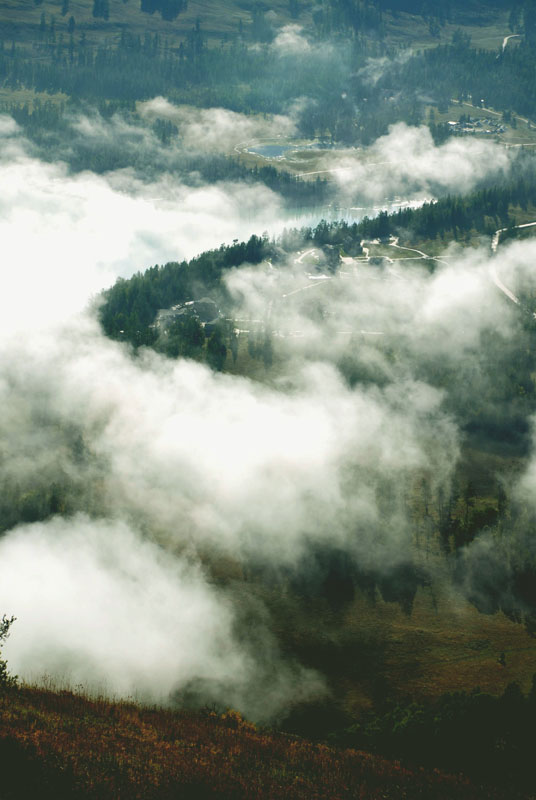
top-left (247, 144), bottom-right (294, 158)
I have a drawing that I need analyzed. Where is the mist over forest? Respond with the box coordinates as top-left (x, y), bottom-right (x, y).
top-left (4, 1), bottom-right (536, 795)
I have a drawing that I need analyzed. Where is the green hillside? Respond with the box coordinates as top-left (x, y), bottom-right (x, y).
top-left (2, 0), bottom-right (305, 49)
top-left (0, 0), bottom-right (513, 53)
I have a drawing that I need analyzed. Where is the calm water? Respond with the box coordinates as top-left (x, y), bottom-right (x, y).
top-left (247, 144), bottom-right (293, 158)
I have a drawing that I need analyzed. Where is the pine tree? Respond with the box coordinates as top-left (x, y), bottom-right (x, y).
top-left (93, 0), bottom-right (110, 20)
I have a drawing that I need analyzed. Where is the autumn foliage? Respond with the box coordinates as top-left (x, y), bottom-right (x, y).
top-left (0, 685), bottom-right (519, 800)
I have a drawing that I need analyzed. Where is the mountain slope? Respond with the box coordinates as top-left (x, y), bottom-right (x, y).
top-left (0, 685), bottom-right (519, 800)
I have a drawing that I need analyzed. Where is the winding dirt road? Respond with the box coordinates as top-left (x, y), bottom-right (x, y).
top-left (490, 221), bottom-right (536, 311)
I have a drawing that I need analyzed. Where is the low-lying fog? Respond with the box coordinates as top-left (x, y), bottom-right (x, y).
top-left (2, 103), bottom-right (536, 721)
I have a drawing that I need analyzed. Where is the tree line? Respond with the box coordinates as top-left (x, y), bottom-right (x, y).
top-left (386, 30), bottom-right (536, 122)
top-left (332, 678), bottom-right (536, 792)
top-left (99, 168), bottom-right (536, 352)
top-left (2, 99), bottom-right (331, 208)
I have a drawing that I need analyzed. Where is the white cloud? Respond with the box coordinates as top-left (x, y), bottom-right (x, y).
top-left (358, 50), bottom-right (414, 86)
top-left (272, 24), bottom-right (311, 55)
top-left (0, 118), bottom-right (283, 334)
top-left (2, 102), bottom-right (534, 716)
top-left (0, 515), bottom-right (322, 718)
top-left (309, 123), bottom-right (511, 203)
top-left (139, 99), bottom-right (296, 152)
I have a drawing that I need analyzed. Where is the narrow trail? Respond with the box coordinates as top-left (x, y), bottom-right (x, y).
top-left (280, 248), bottom-right (333, 299)
top-left (491, 221), bottom-right (536, 254)
top-left (490, 221), bottom-right (536, 311)
top-left (389, 237), bottom-right (450, 267)
top-left (282, 280), bottom-right (332, 299)
top-left (502, 33), bottom-right (522, 51)
top-left (277, 218), bottom-right (536, 333)
top-left (294, 160), bottom-right (393, 179)
top-left (294, 248), bottom-right (317, 265)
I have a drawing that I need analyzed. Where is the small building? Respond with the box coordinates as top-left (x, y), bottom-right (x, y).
top-left (154, 297), bottom-right (221, 333)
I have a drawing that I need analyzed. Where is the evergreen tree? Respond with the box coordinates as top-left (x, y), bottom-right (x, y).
top-left (262, 331), bottom-right (273, 368)
top-left (207, 327), bottom-right (227, 371)
top-left (524, 0), bottom-right (536, 44)
top-left (93, 0), bottom-right (110, 20)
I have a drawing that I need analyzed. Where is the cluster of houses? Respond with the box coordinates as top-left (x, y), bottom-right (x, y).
top-left (447, 116), bottom-right (506, 136)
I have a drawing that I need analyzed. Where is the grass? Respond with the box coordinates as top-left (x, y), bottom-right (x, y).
top-left (381, 6), bottom-right (510, 51)
top-left (428, 100), bottom-right (536, 146)
top-left (382, 592), bottom-right (536, 700)
top-left (0, 683), bottom-right (524, 799)
top-left (503, 206), bottom-right (536, 228)
top-left (264, 577), bottom-right (536, 722)
top-left (1, 0), bottom-right (306, 51)
top-left (235, 100), bottom-right (536, 180)
top-left (234, 139), bottom-right (329, 177)
top-left (1, 0), bottom-right (513, 65)
top-left (0, 87), bottom-right (68, 110)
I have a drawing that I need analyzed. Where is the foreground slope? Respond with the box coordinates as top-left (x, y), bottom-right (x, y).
top-left (0, 685), bottom-right (522, 800)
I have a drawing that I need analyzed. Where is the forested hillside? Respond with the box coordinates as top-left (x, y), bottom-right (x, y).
top-left (1, 0), bottom-right (533, 149)
top-left (99, 168), bottom-right (536, 349)
top-left (5, 1), bottom-right (536, 798)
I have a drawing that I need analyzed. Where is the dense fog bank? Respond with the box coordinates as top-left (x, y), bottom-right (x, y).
top-left (2, 102), bottom-right (536, 719)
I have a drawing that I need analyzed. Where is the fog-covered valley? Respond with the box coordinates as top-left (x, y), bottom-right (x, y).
top-left (3, 2), bottom-right (536, 794)
top-left (1, 96), bottom-right (536, 716)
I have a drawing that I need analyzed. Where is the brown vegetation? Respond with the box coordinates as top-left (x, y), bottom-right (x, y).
top-left (0, 685), bottom-right (513, 800)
